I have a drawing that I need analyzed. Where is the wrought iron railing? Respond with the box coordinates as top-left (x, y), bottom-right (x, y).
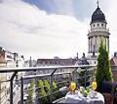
top-left (0, 65), bottom-right (96, 104)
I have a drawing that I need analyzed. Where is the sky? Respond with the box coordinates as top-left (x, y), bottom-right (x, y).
top-left (0, 0), bottom-right (116, 60)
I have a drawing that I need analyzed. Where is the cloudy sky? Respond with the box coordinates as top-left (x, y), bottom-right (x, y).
top-left (0, 0), bottom-right (116, 59)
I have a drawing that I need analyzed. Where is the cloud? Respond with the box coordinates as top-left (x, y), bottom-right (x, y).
top-left (0, 0), bottom-right (88, 59)
top-left (52, 0), bottom-right (75, 16)
top-left (23, 0), bottom-right (96, 21)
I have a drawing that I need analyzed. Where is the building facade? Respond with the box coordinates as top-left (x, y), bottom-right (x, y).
top-left (87, 2), bottom-right (110, 65)
top-left (110, 52), bottom-right (117, 81)
top-left (0, 47), bottom-right (25, 104)
top-left (37, 58), bottom-right (76, 66)
top-left (0, 47), bottom-right (7, 104)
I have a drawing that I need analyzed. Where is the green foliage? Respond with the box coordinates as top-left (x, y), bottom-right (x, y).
top-left (96, 41), bottom-right (113, 91)
top-left (39, 88), bottom-right (47, 97)
top-left (77, 70), bottom-right (92, 87)
top-left (37, 80), bottom-right (48, 104)
top-left (27, 88), bottom-right (33, 97)
top-left (51, 81), bottom-right (65, 101)
top-left (52, 81), bottom-right (58, 91)
top-left (38, 80), bottom-right (44, 88)
top-left (38, 80), bottom-right (47, 97)
top-left (30, 80), bottom-right (35, 88)
top-left (37, 80), bottom-right (65, 103)
top-left (40, 96), bottom-right (48, 104)
top-left (78, 71), bottom-right (86, 86)
top-left (43, 80), bottom-right (51, 94)
top-left (27, 80), bottom-right (35, 104)
top-left (27, 96), bottom-right (33, 104)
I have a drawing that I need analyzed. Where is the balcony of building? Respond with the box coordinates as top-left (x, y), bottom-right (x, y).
top-left (0, 65), bottom-right (117, 104)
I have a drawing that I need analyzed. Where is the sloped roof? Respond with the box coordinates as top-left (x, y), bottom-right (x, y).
top-left (110, 57), bottom-right (117, 66)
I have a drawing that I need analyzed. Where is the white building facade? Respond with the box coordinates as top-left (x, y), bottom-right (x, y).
top-left (0, 47), bottom-right (25, 104)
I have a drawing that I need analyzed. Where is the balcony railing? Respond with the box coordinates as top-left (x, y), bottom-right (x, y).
top-left (0, 65), bottom-right (96, 104)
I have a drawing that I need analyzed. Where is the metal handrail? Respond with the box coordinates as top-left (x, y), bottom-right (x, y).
top-left (0, 65), bottom-right (96, 104)
top-left (0, 65), bottom-right (96, 73)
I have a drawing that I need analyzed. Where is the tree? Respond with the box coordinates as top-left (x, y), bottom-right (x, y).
top-left (96, 41), bottom-right (113, 91)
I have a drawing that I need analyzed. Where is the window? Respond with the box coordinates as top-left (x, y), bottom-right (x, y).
top-left (93, 24), bottom-right (95, 27)
top-left (97, 24), bottom-right (99, 26)
top-left (101, 24), bottom-right (104, 27)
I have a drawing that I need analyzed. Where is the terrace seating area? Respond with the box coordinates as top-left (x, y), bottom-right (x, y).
top-left (52, 81), bottom-right (117, 104)
top-left (0, 65), bottom-right (117, 104)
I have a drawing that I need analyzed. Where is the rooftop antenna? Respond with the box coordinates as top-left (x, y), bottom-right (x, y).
top-left (97, 0), bottom-right (99, 8)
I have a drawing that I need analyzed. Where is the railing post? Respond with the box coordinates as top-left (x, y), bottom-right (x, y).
top-left (50, 74), bottom-right (53, 102)
top-left (72, 68), bottom-right (78, 82)
top-left (21, 77), bottom-right (23, 104)
top-left (69, 73), bottom-right (72, 81)
top-left (84, 68), bottom-right (87, 88)
top-left (10, 71), bottom-right (17, 104)
top-left (10, 79), bottom-right (13, 104)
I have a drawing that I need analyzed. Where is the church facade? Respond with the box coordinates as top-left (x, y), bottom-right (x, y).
top-left (87, 2), bottom-right (110, 65)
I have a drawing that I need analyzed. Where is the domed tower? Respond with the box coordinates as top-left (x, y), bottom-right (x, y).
top-left (88, 1), bottom-right (110, 58)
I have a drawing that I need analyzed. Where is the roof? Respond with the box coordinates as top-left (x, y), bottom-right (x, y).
top-left (110, 57), bottom-right (117, 66)
top-left (37, 58), bottom-right (77, 66)
top-left (37, 57), bottom-right (90, 66)
top-left (91, 7), bottom-right (106, 24)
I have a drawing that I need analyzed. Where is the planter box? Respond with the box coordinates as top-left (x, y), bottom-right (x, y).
top-left (102, 93), bottom-right (113, 104)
